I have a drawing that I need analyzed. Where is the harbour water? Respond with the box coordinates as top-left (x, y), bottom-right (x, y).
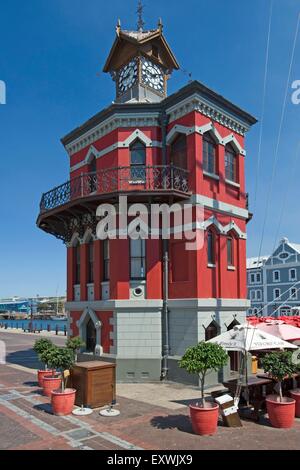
top-left (0, 318), bottom-right (68, 332)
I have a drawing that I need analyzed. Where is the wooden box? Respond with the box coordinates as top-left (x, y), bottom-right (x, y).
top-left (71, 361), bottom-right (116, 408)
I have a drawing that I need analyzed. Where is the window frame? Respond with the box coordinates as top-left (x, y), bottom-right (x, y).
top-left (130, 238), bottom-right (146, 281)
top-left (274, 288), bottom-right (281, 300)
top-left (207, 230), bottom-right (215, 266)
top-left (290, 287), bottom-right (297, 299)
top-left (87, 238), bottom-right (94, 284)
top-left (225, 144), bottom-right (238, 183)
top-left (103, 239), bottom-right (110, 282)
top-left (202, 133), bottom-right (217, 175)
top-left (227, 236), bottom-right (234, 267)
top-left (273, 270), bottom-right (280, 282)
top-left (74, 242), bottom-right (81, 285)
top-left (289, 268), bottom-right (297, 281)
top-left (130, 139), bottom-right (146, 182)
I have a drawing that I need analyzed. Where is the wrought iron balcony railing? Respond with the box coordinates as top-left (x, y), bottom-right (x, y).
top-left (40, 165), bottom-right (190, 213)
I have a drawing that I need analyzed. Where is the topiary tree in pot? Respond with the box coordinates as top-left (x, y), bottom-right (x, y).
top-left (261, 350), bottom-right (297, 428)
top-left (179, 341), bottom-right (228, 436)
top-left (47, 347), bottom-right (76, 416)
top-left (40, 345), bottom-right (62, 396)
top-left (66, 336), bottom-right (85, 363)
top-left (33, 339), bottom-right (55, 386)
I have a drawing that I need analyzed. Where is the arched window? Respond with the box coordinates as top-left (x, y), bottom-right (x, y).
top-left (205, 321), bottom-right (219, 341)
top-left (87, 238), bottom-right (94, 284)
top-left (103, 239), bottom-right (110, 281)
top-left (227, 236), bottom-right (234, 267)
top-left (88, 155), bottom-right (97, 192)
top-left (207, 230), bottom-right (215, 265)
top-left (130, 140), bottom-right (146, 181)
top-left (203, 133), bottom-right (216, 174)
top-left (225, 144), bottom-right (237, 182)
top-left (74, 240), bottom-right (81, 285)
top-left (130, 238), bottom-right (146, 280)
top-left (170, 134), bottom-right (187, 169)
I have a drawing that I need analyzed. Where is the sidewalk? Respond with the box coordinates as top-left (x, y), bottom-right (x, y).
top-left (1, 361), bottom-right (300, 450)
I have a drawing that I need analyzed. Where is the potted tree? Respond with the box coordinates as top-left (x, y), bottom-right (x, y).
top-left (49, 347), bottom-right (76, 416)
top-left (179, 341), bottom-right (228, 436)
top-left (33, 338), bottom-right (55, 386)
top-left (261, 351), bottom-right (297, 428)
top-left (66, 336), bottom-right (85, 363)
top-left (41, 346), bottom-right (62, 397)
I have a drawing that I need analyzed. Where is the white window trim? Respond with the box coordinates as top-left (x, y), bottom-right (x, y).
top-left (250, 290), bottom-right (256, 300)
top-left (273, 270), bottom-right (280, 282)
top-left (256, 290), bottom-right (262, 301)
top-left (250, 273), bottom-right (255, 284)
top-left (256, 273), bottom-right (261, 283)
top-left (289, 268), bottom-right (297, 281)
top-left (290, 288), bottom-right (297, 299)
top-left (273, 288), bottom-right (281, 300)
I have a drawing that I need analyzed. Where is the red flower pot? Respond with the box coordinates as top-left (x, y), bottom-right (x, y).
top-left (51, 388), bottom-right (76, 416)
top-left (290, 389), bottom-right (300, 418)
top-left (189, 403), bottom-right (219, 436)
top-left (266, 395), bottom-right (296, 428)
top-left (42, 375), bottom-right (62, 397)
top-left (37, 370), bottom-right (55, 387)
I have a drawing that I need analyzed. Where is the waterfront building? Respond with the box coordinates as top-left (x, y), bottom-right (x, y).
top-left (247, 237), bottom-right (300, 316)
top-left (37, 16), bottom-right (256, 383)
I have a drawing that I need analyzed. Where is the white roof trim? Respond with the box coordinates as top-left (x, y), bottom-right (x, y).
top-left (197, 122), bottom-right (223, 144)
top-left (123, 129), bottom-right (152, 147)
top-left (223, 134), bottom-right (246, 156)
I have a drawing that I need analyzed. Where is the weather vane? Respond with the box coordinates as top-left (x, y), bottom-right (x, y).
top-left (137, 0), bottom-right (145, 32)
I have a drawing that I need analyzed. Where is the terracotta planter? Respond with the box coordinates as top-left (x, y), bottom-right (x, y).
top-left (37, 370), bottom-right (55, 387)
top-left (42, 375), bottom-right (62, 397)
top-left (189, 402), bottom-right (219, 436)
top-left (266, 395), bottom-right (296, 428)
top-left (290, 389), bottom-right (300, 418)
top-left (51, 388), bottom-right (76, 416)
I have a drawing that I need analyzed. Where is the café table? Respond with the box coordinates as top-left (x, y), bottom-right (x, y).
top-left (223, 376), bottom-right (274, 421)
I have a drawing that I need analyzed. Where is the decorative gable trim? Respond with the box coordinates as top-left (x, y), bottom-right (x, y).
top-left (223, 134), bottom-right (246, 156)
top-left (202, 216), bottom-right (246, 239)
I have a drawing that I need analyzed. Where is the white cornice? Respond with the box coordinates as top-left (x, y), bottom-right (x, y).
top-left (66, 112), bottom-right (161, 156)
top-left (166, 122), bottom-right (246, 155)
top-left (190, 194), bottom-right (249, 220)
top-left (166, 93), bottom-right (249, 136)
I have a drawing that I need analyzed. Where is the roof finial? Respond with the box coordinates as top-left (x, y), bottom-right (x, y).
top-left (136, 0), bottom-right (145, 32)
top-left (116, 18), bottom-right (121, 35)
top-left (158, 17), bottom-right (163, 32)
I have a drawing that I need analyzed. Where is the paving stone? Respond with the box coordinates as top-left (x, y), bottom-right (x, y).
top-left (65, 429), bottom-right (96, 440)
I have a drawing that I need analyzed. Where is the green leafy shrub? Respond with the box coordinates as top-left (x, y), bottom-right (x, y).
top-left (46, 346), bottom-right (75, 392)
top-left (261, 351), bottom-right (297, 401)
top-left (66, 336), bottom-right (85, 361)
top-left (33, 339), bottom-right (53, 370)
top-left (179, 341), bottom-right (228, 407)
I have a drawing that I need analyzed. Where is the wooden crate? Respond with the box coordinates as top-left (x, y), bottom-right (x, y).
top-left (71, 361), bottom-right (116, 408)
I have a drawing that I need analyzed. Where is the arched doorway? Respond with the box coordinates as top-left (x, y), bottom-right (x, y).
top-left (86, 318), bottom-right (96, 352)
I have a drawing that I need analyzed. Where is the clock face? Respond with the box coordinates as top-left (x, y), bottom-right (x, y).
top-left (118, 60), bottom-right (138, 93)
top-left (141, 59), bottom-right (164, 93)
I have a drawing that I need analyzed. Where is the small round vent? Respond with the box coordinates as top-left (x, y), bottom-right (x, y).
top-left (133, 287), bottom-right (143, 297)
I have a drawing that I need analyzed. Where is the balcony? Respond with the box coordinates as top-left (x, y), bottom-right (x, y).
top-left (37, 165), bottom-right (190, 241)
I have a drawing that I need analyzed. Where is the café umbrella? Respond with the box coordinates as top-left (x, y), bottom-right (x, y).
top-left (207, 324), bottom-right (297, 352)
top-left (207, 324), bottom-right (297, 404)
top-left (255, 321), bottom-right (300, 342)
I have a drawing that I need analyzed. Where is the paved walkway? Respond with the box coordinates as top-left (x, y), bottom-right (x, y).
top-left (1, 332), bottom-right (300, 450)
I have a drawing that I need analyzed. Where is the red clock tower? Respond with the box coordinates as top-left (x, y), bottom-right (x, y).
top-left (37, 16), bottom-right (256, 385)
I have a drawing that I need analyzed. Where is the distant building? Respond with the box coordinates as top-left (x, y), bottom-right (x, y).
top-left (247, 237), bottom-right (300, 316)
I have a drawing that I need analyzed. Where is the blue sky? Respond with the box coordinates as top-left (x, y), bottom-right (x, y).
top-left (0, 0), bottom-right (300, 297)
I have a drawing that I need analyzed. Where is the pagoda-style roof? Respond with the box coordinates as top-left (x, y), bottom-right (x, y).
top-left (103, 23), bottom-right (179, 72)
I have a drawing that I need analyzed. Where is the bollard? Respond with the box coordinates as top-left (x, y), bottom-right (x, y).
top-left (16, 323), bottom-right (19, 330)
top-left (5, 324), bottom-right (7, 329)
top-left (64, 325), bottom-right (67, 336)
top-left (47, 324), bottom-right (50, 332)
top-left (55, 325), bottom-right (58, 336)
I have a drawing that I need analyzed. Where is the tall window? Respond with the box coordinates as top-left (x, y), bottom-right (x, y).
top-left (130, 239), bottom-right (146, 280)
top-left (74, 241), bottom-right (80, 285)
top-left (225, 144), bottom-right (237, 182)
top-left (291, 288), bottom-right (297, 299)
top-left (87, 238), bottom-right (94, 283)
top-left (250, 273), bottom-right (255, 284)
top-left (88, 156), bottom-right (97, 192)
top-left (103, 239), bottom-right (110, 281)
top-left (203, 133), bottom-right (216, 174)
top-left (207, 230), bottom-right (215, 265)
top-left (130, 140), bottom-right (146, 181)
top-left (227, 236), bottom-right (234, 267)
top-left (273, 270), bottom-right (280, 282)
top-left (170, 134), bottom-right (187, 169)
top-left (290, 268), bottom-right (297, 281)
top-left (205, 321), bottom-right (219, 341)
top-left (274, 288), bottom-right (280, 300)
